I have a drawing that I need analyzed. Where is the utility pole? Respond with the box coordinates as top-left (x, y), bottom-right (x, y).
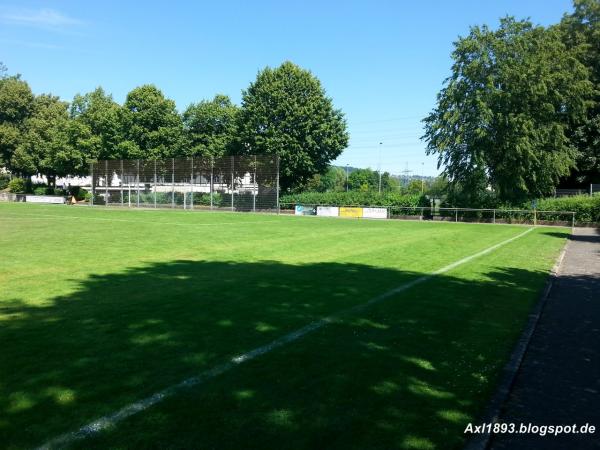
top-left (346, 164), bottom-right (349, 192)
top-left (401, 162), bottom-right (413, 190)
top-left (378, 142), bottom-right (383, 194)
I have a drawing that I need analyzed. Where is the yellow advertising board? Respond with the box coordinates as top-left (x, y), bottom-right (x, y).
top-left (339, 207), bottom-right (363, 218)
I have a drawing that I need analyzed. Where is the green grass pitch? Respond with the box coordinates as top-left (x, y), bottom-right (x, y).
top-left (0, 202), bottom-right (568, 449)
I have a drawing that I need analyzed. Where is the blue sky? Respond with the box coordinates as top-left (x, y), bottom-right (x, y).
top-left (0, 0), bottom-right (573, 176)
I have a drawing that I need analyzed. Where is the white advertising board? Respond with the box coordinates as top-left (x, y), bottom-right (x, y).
top-left (317, 206), bottom-right (339, 217)
top-left (26, 195), bottom-right (66, 204)
top-left (295, 205), bottom-right (316, 215)
top-left (362, 207), bottom-right (387, 219)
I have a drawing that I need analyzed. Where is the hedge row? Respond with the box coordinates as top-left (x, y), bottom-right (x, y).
top-left (281, 191), bottom-right (600, 223)
top-left (533, 195), bottom-right (600, 223)
top-left (280, 191), bottom-right (428, 208)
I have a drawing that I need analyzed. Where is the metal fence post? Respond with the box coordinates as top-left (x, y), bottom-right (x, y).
top-left (171, 157), bottom-right (175, 209)
top-left (276, 156), bottom-right (280, 214)
top-left (253, 155), bottom-right (257, 212)
top-left (231, 156), bottom-right (235, 211)
top-left (136, 159), bottom-right (140, 207)
top-left (534, 208), bottom-right (537, 226)
top-left (153, 159), bottom-right (157, 208)
top-left (493, 209), bottom-right (496, 224)
top-left (572, 212), bottom-right (575, 231)
top-left (455, 208), bottom-right (458, 222)
top-left (105, 160), bottom-right (109, 206)
top-left (120, 160), bottom-right (124, 206)
top-left (90, 162), bottom-right (94, 206)
top-left (190, 156), bottom-right (194, 210)
top-left (210, 158), bottom-right (214, 210)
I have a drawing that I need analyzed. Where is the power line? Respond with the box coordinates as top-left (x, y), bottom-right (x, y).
top-left (347, 115), bottom-right (425, 125)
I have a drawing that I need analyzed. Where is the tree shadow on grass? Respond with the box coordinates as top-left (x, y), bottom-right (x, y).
top-left (0, 259), bottom-right (567, 449)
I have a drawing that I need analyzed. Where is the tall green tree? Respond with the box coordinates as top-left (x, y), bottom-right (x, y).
top-left (183, 94), bottom-right (239, 158)
top-left (237, 61), bottom-right (349, 191)
top-left (423, 18), bottom-right (593, 202)
top-left (348, 168), bottom-right (398, 192)
top-left (121, 85), bottom-right (184, 159)
top-left (12, 95), bottom-right (85, 185)
top-left (0, 66), bottom-right (34, 171)
top-left (69, 87), bottom-right (122, 160)
top-left (304, 166), bottom-right (347, 192)
top-left (558, 0), bottom-right (600, 184)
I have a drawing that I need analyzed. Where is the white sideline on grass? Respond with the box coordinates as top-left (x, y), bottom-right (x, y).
top-left (37, 227), bottom-right (535, 450)
top-left (0, 212), bottom-right (283, 227)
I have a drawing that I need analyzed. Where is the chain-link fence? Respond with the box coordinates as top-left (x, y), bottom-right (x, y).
top-left (90, 155), bottom-right (279, 212)
top-left (281, 203), bottom-right (577, 227)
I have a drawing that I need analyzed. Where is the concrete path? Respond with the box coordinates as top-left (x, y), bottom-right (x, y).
top-left (489, 228), bottom-right (600, 449)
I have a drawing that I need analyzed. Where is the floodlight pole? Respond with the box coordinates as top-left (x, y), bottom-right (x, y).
top-left (378, 142), bottom-right (382, 194)
top-left (346, 164), bottom-right (349, 192)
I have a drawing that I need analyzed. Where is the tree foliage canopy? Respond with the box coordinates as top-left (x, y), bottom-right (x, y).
top-left (558, 0), bottom-right (600, 184)
top-left (70, 87), bottom-right (122, 161)
top-left (121, 85), bottom-right (185, 159)
top-left (0, 74), bottom-right (34, 169)
top-left (423, 17), bottom-right (593, 202)
top-left (237, 61), bottom-right (349, 191)
top-left (12, 94), bottom-right (84, 181)
top-left (183, 94), bottom-right (239, 158)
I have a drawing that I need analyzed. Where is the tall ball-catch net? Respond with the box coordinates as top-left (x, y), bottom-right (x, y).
top-left (90, 155), bottom-right (279, 212)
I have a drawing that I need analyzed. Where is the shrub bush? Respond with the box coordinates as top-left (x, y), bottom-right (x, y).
top-left (280, 191), bottom-right (428, 208)
top-left (534, 195), bottom-right (600, 224)
top-left (7, 178), bottom-right (26, 193)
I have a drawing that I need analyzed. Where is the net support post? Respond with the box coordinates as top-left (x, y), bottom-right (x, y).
top-left (276, 156), bottom-right (280, 215)
top-left (105, 160), bottom-right (109, 206)
top-left (253, 155), bottom-right (257, 213)
top-left (154, 160), bottom-right (157, 208)
top-left (210, 158), bottom-right (214, 210)
top-left (231, 156), bottom-right (235, 212)
top-left (90, 162), bottom-right (95, 206)
top-left (120, 160), bottom-right (124, 207)
top-left (171, 158), bottom-right (175, 209)
top-left (136, 159), bottom-right (140, 207)
top-left (190, 156), bottom-right (194, 211)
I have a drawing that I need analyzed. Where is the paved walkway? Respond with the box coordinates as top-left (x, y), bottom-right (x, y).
top-left (489, 228), bottom-right (600, 449)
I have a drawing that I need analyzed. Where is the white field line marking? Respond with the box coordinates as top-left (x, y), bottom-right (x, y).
top-left (37, 227), bottom-right (535, 450)
top-left (0, 213), bottom-right (281, 227)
